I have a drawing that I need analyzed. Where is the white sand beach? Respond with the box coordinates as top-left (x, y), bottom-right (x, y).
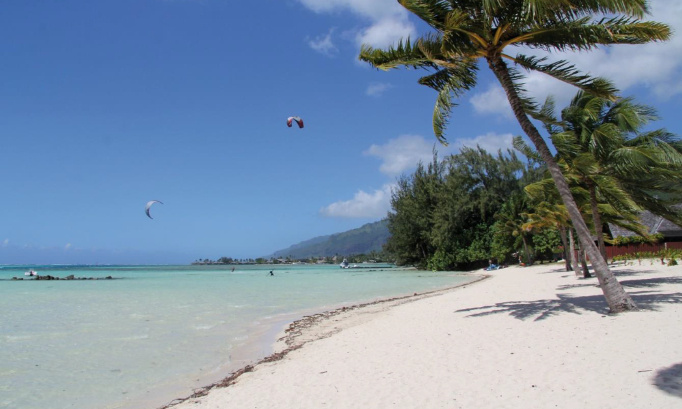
top-left (166, 261), bottom-right (682, 409)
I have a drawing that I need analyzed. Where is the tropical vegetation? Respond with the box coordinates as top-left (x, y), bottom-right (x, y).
top-left (359, 0), bottom-right (671, 313)
top-left (384, 147), bottom-right (560, 270)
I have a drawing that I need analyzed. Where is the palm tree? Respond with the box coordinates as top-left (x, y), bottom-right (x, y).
top-left (494, 193), bottom-right (532, 265)
top-left (359, 0), bottom-right (670, 313)
top-left (522, 200), bottom-right (571, 269)
top-left (547, 90), bottom-right (682, 261)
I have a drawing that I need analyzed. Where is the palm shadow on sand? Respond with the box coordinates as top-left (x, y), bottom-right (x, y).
top-left (455, 272), bottom-right (682, 321)
top-left (557, 275), bottom-right (682, 291)
top-left (654, 362), bottom-right (682, 399)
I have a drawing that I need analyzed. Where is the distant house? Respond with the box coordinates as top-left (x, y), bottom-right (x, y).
top-left (606, 207), bottom-right (682, 258)
top-left (608, 207), bottom-right (682, 242)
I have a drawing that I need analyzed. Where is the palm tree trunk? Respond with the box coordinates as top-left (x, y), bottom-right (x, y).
top-left (569, 229), bottom-right (580, 276)
top-left (488, 56), bottom-right (636, 312)
top-left (559, 226), bottom-right (571, 271)
top-left (588, 184), bottom-right (608, 263)
top-left (521, 235), bottom-right (530, 265)
top-left (580, 249), bottom-right (592, 278)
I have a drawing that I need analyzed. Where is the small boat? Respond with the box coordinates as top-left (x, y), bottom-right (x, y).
top-left (24, 270), bottom-right (38, 276)
top-left (340, 259), bottom-right (349, 269)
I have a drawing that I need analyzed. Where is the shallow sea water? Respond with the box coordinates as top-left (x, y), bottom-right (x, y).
top-left (0, 264), bottom-right (474, 409)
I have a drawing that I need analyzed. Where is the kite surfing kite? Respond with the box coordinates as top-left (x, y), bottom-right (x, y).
top-left (287, 116), bottom-right (304, 128)
top-left (145, 200), bottom-right (163, 219)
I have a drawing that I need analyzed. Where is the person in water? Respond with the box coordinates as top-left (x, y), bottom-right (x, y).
top-left (269, 270), bottom-right (274, 276)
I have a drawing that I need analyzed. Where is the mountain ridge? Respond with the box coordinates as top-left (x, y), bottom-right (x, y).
top-left (268, 219), bottom-right (390, 259)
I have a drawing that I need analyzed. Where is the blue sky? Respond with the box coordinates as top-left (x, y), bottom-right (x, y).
top-left (1, 0), bottom-right (681, 265)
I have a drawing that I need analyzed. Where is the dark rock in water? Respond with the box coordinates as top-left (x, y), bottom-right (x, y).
top-left (13, 274), bottom-right (120, 281)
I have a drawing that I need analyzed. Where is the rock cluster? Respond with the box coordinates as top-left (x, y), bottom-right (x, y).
top-left (11, 275), bottom-right (115, 280)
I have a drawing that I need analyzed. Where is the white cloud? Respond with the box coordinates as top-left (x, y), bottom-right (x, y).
top-left (469, 85), bottom-right (514, 118)
top-left (64, 243), bottom-right (72, 250)
top-left (308, 29), bottom-right (338, 56)
top-left (297, 0), bottom-right (404, 21)
top-left (355, 16), bottom-right (414, 48)
top-left (453, 132), bottom-right (515, 154)
top-left (366, 82), bottom-right (393, 97)
top-left (364, 134), bottom-right (440, 176)
top-left (322, 131), bottom-right (513, 219)
top-left (2, 239), bottom-right (8, 247)
top-left (297, 0), bottom-right (415, 48)
top-left (320, 183), bottom-right (394, 218)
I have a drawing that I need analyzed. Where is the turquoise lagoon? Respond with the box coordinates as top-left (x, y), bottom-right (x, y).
top-left (0, 264), bottom-right (475, 409)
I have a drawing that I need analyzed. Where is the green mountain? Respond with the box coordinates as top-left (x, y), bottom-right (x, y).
top-left (268, 219), bottom-right (390, 259)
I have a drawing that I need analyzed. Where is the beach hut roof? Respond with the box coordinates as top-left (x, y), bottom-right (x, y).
top-left (608, 205), bottom-right (682, 239)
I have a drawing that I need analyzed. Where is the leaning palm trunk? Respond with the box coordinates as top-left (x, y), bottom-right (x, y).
top-left (489, 56), bottom-right (636, 312)
top-left (588, 184), bottom-right (608, 262)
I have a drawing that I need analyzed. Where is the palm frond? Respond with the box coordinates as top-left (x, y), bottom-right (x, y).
top-left (398, 0), bottom-right (452, 31)
top-left (603, 97), bottom-right (658, 131)
top-left (559, 0), bottom-right (649, 19)
top-left (534, 96), bottom-right (563, 135)
top-left (430, 66), bottom-right (478, 143)
top-left (512, 135), bottom-right (543, 162)
top-left (359, 38), bottom-right (435, 70)
top-left (592, 174), bottom-right (640, 211)
top-left (550, 130), bottom-right (581, 159)
top-left (432, 84), bottom-right (454, 145)
top-left (520, 17), bottom-right (670, 51)
top-left (626, 129), bottom-right (682, 152)
top-left (513, 55), bottom-right (619, 99)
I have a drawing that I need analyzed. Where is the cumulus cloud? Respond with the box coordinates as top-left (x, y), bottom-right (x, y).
top-left (355, 16), bottom-right (414, 48)
top-left (297, 0), bottom-right (403, 21)
top-left (366, 82), bottom-right (393, 97)
top-left (322, 131), bottom-right (514, 219)
top-left (322, 135), bottom-right (441, 219)
top-left (469, 85), bottom-right (514, 118)
top-left (297, 0), bottom-right (415, 48)
top-left (308, 28), bottom-right (338, 56)
top-left (320, 183), bottom-right (394, 218)
top-left (452, 132), bottom-right (515, 154)
top-left (364, 134), bottom-right (441, 176)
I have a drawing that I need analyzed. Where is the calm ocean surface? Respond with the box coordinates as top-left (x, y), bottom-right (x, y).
top-left (0, 264), bottom-right (475, 409)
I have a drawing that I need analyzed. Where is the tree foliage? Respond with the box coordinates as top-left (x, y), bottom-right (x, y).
top-left (386, 147), bottom-right (545, 270)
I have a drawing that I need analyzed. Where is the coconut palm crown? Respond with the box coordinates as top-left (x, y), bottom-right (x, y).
top-left (359, 0), bottom-right (671, 313)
